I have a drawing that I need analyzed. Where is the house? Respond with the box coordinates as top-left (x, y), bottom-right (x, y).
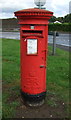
top-left (54, 21), bottom-right (62, 24)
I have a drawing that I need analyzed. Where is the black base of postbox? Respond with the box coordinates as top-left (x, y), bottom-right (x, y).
top-left (21, 90), bottom-right (46, 106)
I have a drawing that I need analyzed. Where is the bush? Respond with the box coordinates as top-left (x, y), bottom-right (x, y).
top-left (48, 23), bottom-right (71, 32)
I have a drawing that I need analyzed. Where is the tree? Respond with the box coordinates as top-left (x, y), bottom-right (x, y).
top-left (49, 16), bottom-right (56, 22)
top-left (63, 14), bottom-right (71, 23)
top-left (56, 17), bottom-right (63, 22)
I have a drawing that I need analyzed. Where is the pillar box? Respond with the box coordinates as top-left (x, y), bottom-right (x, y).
top-left (14, 8), bottom-right (53, 106)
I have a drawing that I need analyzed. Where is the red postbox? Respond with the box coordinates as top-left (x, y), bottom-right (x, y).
top-left (14, 8), bottom-right (53, 106)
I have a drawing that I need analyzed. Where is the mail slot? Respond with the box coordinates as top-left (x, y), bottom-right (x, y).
top-left (22, 30), bottom-right (43, 37)
top-left (14, 8), bottom-right (53, 106)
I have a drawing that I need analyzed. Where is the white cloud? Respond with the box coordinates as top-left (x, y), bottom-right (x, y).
top-left (0, 0), bottom-right (71, 18)
top-left (46, 0), bottom-right (70, 17)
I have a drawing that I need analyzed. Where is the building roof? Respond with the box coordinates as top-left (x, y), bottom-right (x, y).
top-left (54, 21), bottom-right (62, 24)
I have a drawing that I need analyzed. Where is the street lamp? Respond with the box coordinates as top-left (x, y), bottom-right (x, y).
top-left (34, 0), bottom-right (46, 9)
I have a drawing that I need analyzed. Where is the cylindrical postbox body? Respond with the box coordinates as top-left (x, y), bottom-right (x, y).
top-left (14, 8), bottom-right (53, 105)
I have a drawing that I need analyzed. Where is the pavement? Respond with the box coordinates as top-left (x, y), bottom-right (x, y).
top-left (48, 43), bottom-right (71, 52)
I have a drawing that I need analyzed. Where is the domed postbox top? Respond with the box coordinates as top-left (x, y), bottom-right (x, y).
top-left (14, 8), bottom-right (53, 19)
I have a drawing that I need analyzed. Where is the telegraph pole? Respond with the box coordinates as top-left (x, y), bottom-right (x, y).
top-left (52, 31), bottom-right (56, 55)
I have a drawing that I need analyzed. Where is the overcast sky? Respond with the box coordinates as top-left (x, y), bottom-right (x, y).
top-left (0, 0), bottom-right (71, 19)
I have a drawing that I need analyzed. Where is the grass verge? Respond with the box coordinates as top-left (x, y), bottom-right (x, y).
top-left (2, 38), bottom-right (69, 118)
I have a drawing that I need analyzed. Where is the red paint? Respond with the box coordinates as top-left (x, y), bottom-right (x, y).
top-left (14, 8), bottom-right (53, 95)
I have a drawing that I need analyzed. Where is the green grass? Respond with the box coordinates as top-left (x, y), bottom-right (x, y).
top-left (47, 47), bottom-right (69, 101)
top-left (46, 45), bottom-right (69, 117)
top-left (2, 38), bottom-right (69, 118)
top-left (2, 38), bottom-right (20, 118)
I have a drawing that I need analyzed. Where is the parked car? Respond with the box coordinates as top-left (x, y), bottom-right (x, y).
top-left (48, 31), bottom-right (59, 36)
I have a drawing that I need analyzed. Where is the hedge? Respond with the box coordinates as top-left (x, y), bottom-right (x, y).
top-left (48, 23), bottom-right (71, 32)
